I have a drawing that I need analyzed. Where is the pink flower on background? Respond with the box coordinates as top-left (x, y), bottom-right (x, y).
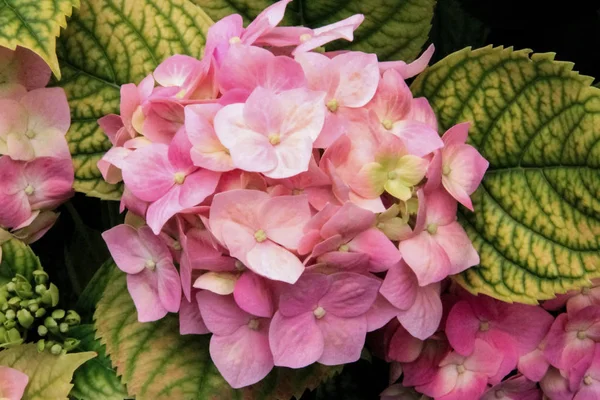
top-left (379, 44), bottom-right (436, 79)
top-left (197, 291), bottom-right (273, 388)
top-left (544, 279), bottom-right (600, 315)
top-left (426, 122), bottom-right (489, 210)
top-left (0, 46), bottom-right (50, 92)
top-left (481, 374), bottom-right (541, 400)
top-left (0, 156), bottom-right (73, 229)
top-left (153, 54), bottom-right (218, 100)
top-left (214, 87), bottom-right (326, 178)
top-left (121, 128), bottom-right (221, 234)
top-left (0, 366), bottom-right (29, 400)
top-left (208, 189), bottom-right (311, 283)
top-left (399, 189), bottom-right (479, 286)
top-left (269, 272), bottom-right (380, 367)
top-left (417, 339), bottom-right (502, 400)
top-left (103, 224), bottom-right (182, 322)
top-left (0, 87), bottom-right (70, 161)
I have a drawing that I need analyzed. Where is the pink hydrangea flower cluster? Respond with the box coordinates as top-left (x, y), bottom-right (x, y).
top-left (0, 46), bottom-right (74, 250)
top-left (379, 281), bottom-right (600, 400)
top-left (0, 366), bottom-right (28, 400)
top-left (99, 0), bottom-right (489, 388)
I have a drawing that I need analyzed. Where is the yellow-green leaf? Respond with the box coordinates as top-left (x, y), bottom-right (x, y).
top-left (411, 46), bottom-right (600, 304)
top-left (55, 0), bottom-right (213, 200)
top-left (190, 0), bottom-right (436, 61)
top-left (0, 0), bottom-right (78, 77)
top-left (94, 264), bottom-right (341, 400)
top-left (0, 343), bottom-right (95, 400)
top-left (0, 238), bottom-right (41, 286)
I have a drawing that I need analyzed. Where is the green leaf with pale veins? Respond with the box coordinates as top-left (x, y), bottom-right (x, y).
top-left (411, 46), bottom-right (600, 304)
top-left (94, 265), bottom-right (341, 400)
top-left (0, 0), bottom-right (79, 77)
top-left (0, 238), bottom-right (41, 285)
top-left (69, 325), bottom-right (130, 400)
top-left (190, 0), bottom-right (436, 62)
top-left (55, 0), bottom-right (213, 200)
top-left (0, 343), bottom-right (95, 400)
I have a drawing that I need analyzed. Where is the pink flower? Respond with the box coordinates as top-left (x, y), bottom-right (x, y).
top-left (0, 46), bottom-right (51, 91)
top-left (417, 339), bottom-right (502, 400)
top-left (540, 368), bottom-right (575, 400)
top-left (299, 202), bottom-right (402, 273)
top-left (544, 279), bottom-right (600, 315)
top-left (380, 261), bottom-right (443, 339)
top-left (544, 305), bottom-right (600, 381)
top-left (214, 87), bottom-right (326, 178)
top-left (426, 122), bottom-right (488, 210)
top-left (518, 339), bottom-right (550, 382)
top-left (153, 54), bottom-right (218, 100)
top-left (481, 375), bottom-right (541, 400)
top-left (567, 345), bottom-right (600, 399)
top-left (0, 366), bottom-right (29, 400)
top-left (179, 294), bottom-right (209, 335)
top-left (0, 87), bottom-right (70, 161)
top-left (269, 272), bottom-right (380, 367)
top-left (102, 224), bottom-right (182, 322)
top-left (295, 51), bottom-right (379, 147)
top-left (379, 44), bottom-right (435, 79)
top-left (399, 189), bottom-right (479, 286)
top-left (0, 156), bottom-right (73, 229)
top-left (292, 15), bottom-right (365, 54)
top-left (208, 189), bottom-right (311, 284)
top-left (121, 128), bottom-right (221, 234)
top-left (402, 333), bottom-right (451, 388)
top-left (197, 291), bottom-right (273, 388)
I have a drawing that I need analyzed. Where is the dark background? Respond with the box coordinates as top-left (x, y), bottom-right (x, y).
top-left (32, 0), bottom-right (600, 398)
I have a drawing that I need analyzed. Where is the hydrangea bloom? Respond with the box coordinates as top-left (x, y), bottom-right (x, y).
top-left (97, 0), bottom-right (492, 389)
top-left (0, 366), bottom-right (29, 400)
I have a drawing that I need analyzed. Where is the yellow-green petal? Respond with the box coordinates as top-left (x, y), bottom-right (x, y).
top-left (395, 154), bottom-right (429, 186)
top-left (385, 179), bottom-right (412, 201)
top-left (412, 46), bottom-right (600, 304)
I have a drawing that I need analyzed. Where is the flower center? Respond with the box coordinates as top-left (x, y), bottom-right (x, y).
top-left (229, 36), bottom-right (241, 44)
top-left (248, 319), bottom-right (260, 330)
top-left (175, 89), bottom-right (187, 99)
top-left (174, 172), bottom-right (186, 185)
top-left (24, 184), bottom-right (34, 195)
top-left (582, 287), bottom-right (591, 295)
top-left (427, 223), bottom-right (438, 235)
top-left (292, 188), bottom-right (304, 195)
top-left (326, 99), bottom-right (339, 113)
top-left (268, 134), bottom-right (281, 145)
top-left (299, 33), bottom-right (312, 42)
top-left (338, 244), bottom-right (349, 252)
top-left (578, 330), bottom-right (587, 340)
top-left (479, 321), bottom-right (490, 332)
top-left (495, 389), bottom-right (506, 399)
top-left (172, 241), bottom-right (182, 251)
top-left (313, 306), bottom-right (326, 319)
top-left (381, 119), bottom-right (393, 130)
top-left (377, 222), bottom-right (386, 229)
top-left (234, 260), bottom-right (245, 271)
top-left (25, 130), bottom-right (36, 139)
top-left (584, 375), bottom-right (593, 386)
top-left (254, 229), bottom-right (267, 243)
top-left (442, 165), bottom-right (452, 176)
top-left (456, 364), bottom-right (466, 374)
top-left (387, 171), bottom-right (398, 180)
top-left (145, 260), bottom-right (156, 271)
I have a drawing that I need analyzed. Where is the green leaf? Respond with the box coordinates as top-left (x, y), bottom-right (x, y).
top-left (0, 0), bottom-right (78, 77)
top-left (0, 238), bottom-right (41, 286)
top-left (0, 343), bottom-right (95, 400)
top-left (55, 0), bottom-right (213, 200)
top-left (95, 265), bottom-right (341, 399)
top-left (190, 0), bottom-right (436, 62)
top-left (411, 46), bottom-right (600, 303)
top-left (69, 325), bottom-right (130, 400)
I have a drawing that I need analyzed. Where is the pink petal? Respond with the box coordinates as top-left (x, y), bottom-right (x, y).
top-left (441, 122), bottom-right (469, 146)
top-left (380, 261), bottom-right (418, 310)
top-left (518, 347), bottom-right (550, 382)
top-left (197, 291), bottom-right (250, 335)
top-left (210, 323), bottom-right (274, 388)
top-left (179, 295), bottom-right (209, 335)
top-left (157, 259), bottom-right (181, 313)
top-left (102, 224), bottom-right (150, 274)
top-left (246, 240), bottom-right (305, 284)
top-left (434, 222), bottom-right (480, 276)
top-left (389, 324), bottom-right (424, 363)
top-left (379, 44), bottom-right (435, 79)
top-left (23, 157), bottom-right (74, 210)
top-left (347, 228), bottom-right (402, 272)
top-left (261, 194), bottom-right (311, 250)
top-left (0, 158), bottom-right (30, 228)
top-left (399, 231), bottom-right (451, 286)
top-left (193, 272), bottom-right (238, 295)
top-left (127, 270), bottom-right (168, 322)
top-left (317, 314), bottom-right (367, 365)
top-left (365, 68), bottom-right (412, 123)
top-left (209, 189), bottom-right (268, 244)
top-left (153, 55), bottom-right (201, 87)
top-left (406, 97), bottom-right (438, 131)
top-left (540, 368), bottom-right (574, 400)
top-left (443, 144), bottom-right (489, 210)
top-left (242, 0), bottom-right (292, 44)
top-left (397, 282), bottom-right (442, 340)
top-left (445, 300), bottom-right (480, 356)
top-left (21, 86), bottom-right (70, 134)
top-left (278, 273), bottom-right (332, 317)
top-left (292, 14), bottom-right (364, 54)
top-left (319, 272), bottom-right (380, 317)
top-left (424, 188), bottom-right (459, 226)
top-left (316, 251), bottom-right (370, 272)
top-left (391, 120), bottom-right (444, 157)
top-left (178, 168), bottom-right (220, 208)
top-left (331, 52), bottom-right (379, 108)
top-left (234, 272), bottom-right (274, 318)
top-left (366, 294), bottom-right (399, 332)
top-left (0, 366), bottom-right (29, 400)
top-left (269, 311), bottom-right (324, 368)
top-left (265, 131), bottom-right (314, 179)
top-left (121, 144), bottom-right (174, 202)
top-left (145, 186), bottom-right (184, 235)
top-left (320, 201), bottom-right (375, 240)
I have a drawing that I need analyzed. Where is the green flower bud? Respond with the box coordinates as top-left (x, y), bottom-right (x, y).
top-left (0, 313), bottom-right (5, 324)
top-left (44, 317), bottom-right (58, 332)
top-left (3, 320), bottom-right (15, 330)
top-left (17, 309), bottom-right (34, 328)
top-left (45, 340), bottom-right (55, 348)
top-left (41, 284), bottom-right (59, 307)
top-left (38, 325), bottom-right (48, 336)
top-left (50, 344), bottom-right (62, 355)
top-left (28, 303), bottom-right (39, 313)
top-left (0, 327), bottom-right (5, 343)
top-left (35, 284), bottom-right (46, 295)
top-left (52, 309), bottom-right (65, 320)
top-left (65, 310), bottom-right (81, 326)
top-left (33, 270), bottom-right (49, 285)
top-left (6, 282), bottom-right (16, 292)
top-left (0, 293), bottom-right (7, 307)
top-left (59, 322), bottom-right (69, 333)
top-left (63, 338), bottom-right (80, 351)
top-left (5, 309), bottom-right (15, 320)
top-left (5, 328), bottom-right (21, 343)
top-left (37, 339), bottom-right (45, 352)
top-left (8, 296), bottom-right (21, 306)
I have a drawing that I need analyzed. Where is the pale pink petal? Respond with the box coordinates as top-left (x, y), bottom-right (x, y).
top-left (269, 311), bottom-right (324, 368)
top-left (443, 144), bottom-right (489, 210)
top-left (397, 283), bottom-right (442, 340)
top-left (331, 52), bottom-right (379, 108)
top-left (320, 201), bottom-right (375, 240)
top-left (518, 347), bottom-right (550, 382)
top-left (417, 364), bottom-right (457, 398)
top-left (194, 272), bottom-right (238, 295)
top-left (292, 14), bottom-right (364, 54)
top-left (242, 0), bottom-right (292, 44)
top-left (127, 270), bottom-right (167, 322)
top-left (208, 189), bottom-right (268, 243)
top-left (234, 272), bottom-right (274, 318)
top-left (265, 132), bottom-right (314, 179)
top-left (0, 366), bottom-right (29, 400)
top-left (210, 323), bottom-right (273, 388)
top-left (317, 314), bottom-right (367, 365)
top-left (434, 222), bottom-right (479, 276)
top-left (153, 55), bottom-right (201, 87)
top-left (145, 186), bottom-right (184, 235)
top-left (278, 273), bottom-right (332, 317)
top-left (366, 295), bottom-right (399, 332)
top-left (407, 97), bottom-right (438, 131)
top-left (347, 228), bottom-right (402, 272)
top-left (365, 68), bottom-right (412, 122)
top-left (379, 44), bottom-right (435, 79)
top-left (157, 260), bottom-right (181, 313)
top-left (388, 324), bottom-right (424, 363)
top-left (399, 231), bottom-right (451, 286)
top-left (320, 272), bottom-right (380, 317)
top-left (294, 51), bottom-right (338, 97)
top-left (380, 261), bottom-right (418, 310)
top-left (21, 87), bottom-right (70, 134)
top-left (197, 291), bottom-right (250, 335)
top-left (441, 122), bottom-right (469, 146)
top-left (102, 225), bottom-right (150, 274)
top-left (391, 120), bottom-right (444, 157)
top-left (121, 144), bottom-right (174, 202)
top-left (438, 372), bottom-right (488, 400)
top-left (540, 368), bottom-right (574, 400)
top-left (246, 240), bottom-right (304, 284)
top-left (424, 188), bottom-right (458, 226)
top-left (178, 168), bottom-right (220, 208)
top-left (179, 296), bottom-right (209, 335)
top-left (261, 194), bottom-right (311, 249)
top-left (205, 14), bottom-right (243, 62)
